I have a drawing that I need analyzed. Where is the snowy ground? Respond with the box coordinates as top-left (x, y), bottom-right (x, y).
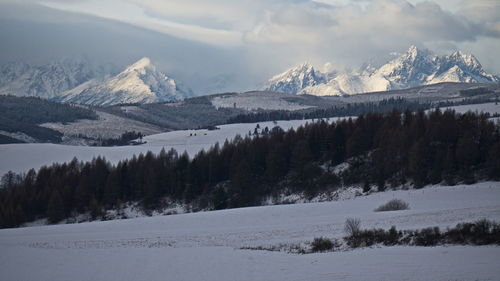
top-left (212, 91), bottom-right (316, 111)
top-left (1, 182), bottom-right (499, 281)
top-left (40, 109), bottom-right (164, 142)
top-left (0, 118), bottom-right (338, 176)
top-left (439, 102), bottom-right (500, 115)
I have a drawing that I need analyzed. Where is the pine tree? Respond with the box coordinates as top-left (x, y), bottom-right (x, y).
top-left (89, 198), bottom-right (102, 221)
top-left (47, 191), bottom-right (64, 223)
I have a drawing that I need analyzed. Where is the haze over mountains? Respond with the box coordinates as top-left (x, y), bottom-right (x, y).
top-left (0, 46), bottom-right (498, 106)
top-left (265, 46), bottom-right (499, 96)
top-left (0, 57), bottom-right (192, 106)
top-left (0, 57), bottom-right (113, 99)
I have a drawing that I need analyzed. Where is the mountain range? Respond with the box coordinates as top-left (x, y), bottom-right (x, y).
top-left (0, 46), bottom-right (498, 106)
top-left (0, 57), bottom-right (192, 106)
top-left (264, 46), bottom-right (499, 96)
top-left (0, 57), bottom-right (112, 99)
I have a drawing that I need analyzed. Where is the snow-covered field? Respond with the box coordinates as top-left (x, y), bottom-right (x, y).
top-left (0, 118), bottom-right (335, 176)
top-left (1, 182), bottom-right (499, 281)
top-left (440, 102), bottom-right (500, 115)
top-left (212, 91), bottom-right (316, 111)
top-left (40, 110), bottom-right (164, 142)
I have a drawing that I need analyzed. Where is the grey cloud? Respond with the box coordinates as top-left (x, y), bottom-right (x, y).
top-left (0, 2), bottom-right (256, 93)
top-left (240, 0), bottom-right (500, 72)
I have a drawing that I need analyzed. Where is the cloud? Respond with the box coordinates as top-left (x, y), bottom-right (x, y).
top-left (456, 0), bottom-right (500, 37)
top-left (233, 0), bottom-right (500, 71)
top-left (245, 0), bottom-right (496, 45)
top-left (39, 0), bottom-right (245, 46)
top-left (39, 0), bottom-right (500, 50)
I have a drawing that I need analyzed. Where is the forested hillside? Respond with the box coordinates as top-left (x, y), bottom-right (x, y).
top-left (107, 96), bottom-right (245, 130)
top-left (1, 109), bottom-right (499, 228)
top-left (0, 95), bottom-right (97, 143)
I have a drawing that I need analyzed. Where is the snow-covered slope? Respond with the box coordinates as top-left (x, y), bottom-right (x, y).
top-left (265, 62), bottom-right (326, 94)
top-left (0, 58), bottom-right (111, 99)
top-left (211, 91), bottom-right (316, 111)
top-left (59, 57), bottom-right (192, 106)
top-left (39, 109), bottom-right (164, 144)
top-left (267, 46), bottom-right (499, 96)
top-left (428, 51), bottom-right (499, 84)
top-left (431, 102), bottom-right (500, 115)
top-left (1, 182), bottom-right (499, 281)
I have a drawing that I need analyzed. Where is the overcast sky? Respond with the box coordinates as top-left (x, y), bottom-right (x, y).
top-left (0, 0), bottom-right (499, 94)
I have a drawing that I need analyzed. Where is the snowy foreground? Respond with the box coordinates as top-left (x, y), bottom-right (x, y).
top-left (1, 182), bottom-right (499, 281)
top-left (0, 119), bottom-right (332, 176)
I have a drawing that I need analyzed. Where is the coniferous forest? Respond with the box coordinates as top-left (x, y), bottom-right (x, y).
top-left (1, 109), bottom-right (499, 228)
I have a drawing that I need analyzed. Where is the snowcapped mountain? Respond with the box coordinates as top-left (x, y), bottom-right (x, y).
top-left (266, 46), bottom-right (499, 96)
top-left (58, 57), bottom-right (192, 106)
top-left (0, 57), bottom-right (112, 99)
top-left (265, 62), bottom-right (326, 94)
top-left (428, 51), bottom-right (499, 84)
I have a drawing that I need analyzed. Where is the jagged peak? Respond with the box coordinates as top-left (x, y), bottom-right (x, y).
top-left (124, 57), bottom-right (155, 73)
top-left (447, 51), bottom-right (481, 67)
top-left (264, 45), bottom-right (498, 96)
top-left (269, 62), bottom-right (316, 82)
top-left (298, 61), bottom-right (314, 70)
top-left (402, 45), bottom-right (433, 61)
top-left (280, 62), bottom-right (315, 75)
top-left (407, 45), bottom-right (418, 55)
top-left (287, 62), bottom-right (315, 72)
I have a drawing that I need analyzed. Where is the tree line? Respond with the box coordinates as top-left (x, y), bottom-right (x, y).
top-left (226, 97), bottom-right (491, 124)
top-left (1, 109), bottom-right (499, 228)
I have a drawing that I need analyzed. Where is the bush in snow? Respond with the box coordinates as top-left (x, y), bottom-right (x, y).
top-left (344, 218), bottom-right (361, 237)
top-left (375, 199), bottom-right (409, 212)
top-left (345, 226), bottom-right (403, 248)
top-left (344, 220), bottom-right (500, 249)
top-left (310, 237), bottom-right (334, 252)
top-left (412, 227), bottom-right (442, 246)
top-left (444, 219), bottom-right (500, 245)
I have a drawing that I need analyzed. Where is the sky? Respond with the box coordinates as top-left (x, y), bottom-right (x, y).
top-left (0, 0), bottom-right (499, 94)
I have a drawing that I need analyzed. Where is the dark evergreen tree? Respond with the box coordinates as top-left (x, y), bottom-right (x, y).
top-left (47, 191), bottom-right (64, 224)
top-left (1, 109), bottom-right (499, 228)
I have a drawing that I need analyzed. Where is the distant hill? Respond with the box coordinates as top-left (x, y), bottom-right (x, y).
top-left (0, 95), bottom-right (97, 143)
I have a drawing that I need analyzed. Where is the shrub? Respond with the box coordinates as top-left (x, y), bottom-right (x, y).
top-left (347, 228), bottom-right (381, 247)
top-left (344, 218), bottom-right (361, 237)
top-left (413, 227), bottom-right (441, 246)
top-left (346, 226), bottom-right (402, 248)
top-left (311, 237), bottom-right (334, 252)
top-left (384, 226), bottom-right (402, 246)
top-left (344, 219), bottom-right (500, 249)
top-left (375, 199), bottom-right (409, 212)
top-left (445, 219), bottom-right (500, 245)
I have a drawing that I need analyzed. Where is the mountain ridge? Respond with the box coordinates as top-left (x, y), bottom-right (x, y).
top-left (0, 57), bottom-right (113, 99)
top-left (265, 46), bottom-right (500, 96)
